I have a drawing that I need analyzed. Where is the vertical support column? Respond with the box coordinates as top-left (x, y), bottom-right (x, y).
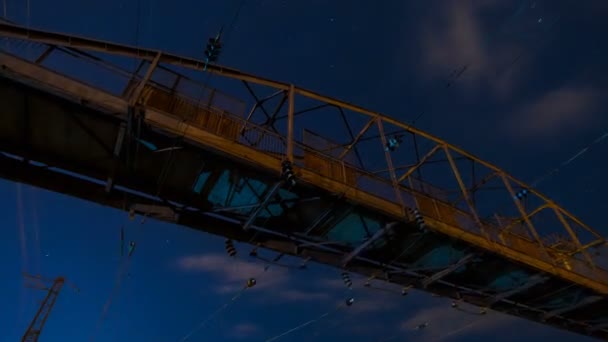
top-left (128, 51), bottom-right (162, 107)
top-left (444, 146), bottom-right (489, 239)
top-left (552, 206), bottom-right (595, 269)
top-left (377, 118), bottom-right (405, 215)
top-left (287, 84), bottom-right (295, 162)
top-left (500, 173), bottom-right (553, 263)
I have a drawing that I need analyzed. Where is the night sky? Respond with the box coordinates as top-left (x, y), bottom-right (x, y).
top-left (1, 0), bottom-right (608, 341)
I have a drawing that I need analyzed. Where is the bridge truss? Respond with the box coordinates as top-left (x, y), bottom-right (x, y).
top-left (1, 22), bottom-right (608, 339)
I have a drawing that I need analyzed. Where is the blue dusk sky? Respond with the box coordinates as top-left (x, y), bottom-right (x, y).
top-left (0, 0), bottom-right (607, 341)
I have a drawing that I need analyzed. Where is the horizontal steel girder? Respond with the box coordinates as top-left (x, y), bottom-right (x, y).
top-left (487, 275), bottom-right (548, 306)
top-left (341, 222), bottom-right (397, 267)
top-left (543, 296), bottom-right (603, 321)
top-left (420, 253), bottom-right (475, 288)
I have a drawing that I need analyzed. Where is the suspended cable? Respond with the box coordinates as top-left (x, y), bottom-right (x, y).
top-left (306, 234), bottom-right (424, 339)
top-left (178, 169), bottom-right (297, 338)
top-left (494, 130), bottom-right (608, 216)
top-left (185, 240), bottom-right (308, 340)
top-left (131, 0), bottom-right (143, 166)
top-left (90, 4), bottom-right (150, 339)
top-left (179, 277), bottom-right (257, 341)
top-left (264, 299), bottom-right (353, 342)
top-left (434, 309), bottom-right (488, 341)
top-left (134, 0), bottom-right (142, 49)
top-left (27, 187), bottom-right (42, 275)
top-left (15, 183), bottom-right (29, 272)
top-left (15, 183), bottom-right (30, 324)
top-left (179, 239), bottom-right (265, 341)
top-left (149, 0), bottom-right (246, 200)
top-left (531, 131), bottom-right (608, 187)
top-left (89, 255), bottom-right (133, 342)
top-left (90, 223), bottom-right (139, 342)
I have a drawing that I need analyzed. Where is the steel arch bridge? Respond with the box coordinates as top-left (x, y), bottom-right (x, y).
top-left (0, 22), bottom-right (607, 339)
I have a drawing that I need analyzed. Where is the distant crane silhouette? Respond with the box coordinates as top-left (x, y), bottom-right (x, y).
top-left (21, 273), bottom-right (78, 342)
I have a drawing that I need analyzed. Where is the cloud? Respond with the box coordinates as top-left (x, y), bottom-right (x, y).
top-left (177, 254), bottom-right (289, 292)
top-left (398, 303), bottom-right (514, 341)
top-left (420, 2), bottom-right (489, 75)
top-left (278, 289), bottom-right (331, 302)
top-left (229, 323), bottom-right (260, 339)
top-left (317, 278), bottom-right (347, 290)
top-left (504, 86), bottom-right (600, 141)
top-left (416, 2), bottom-right (536, 97)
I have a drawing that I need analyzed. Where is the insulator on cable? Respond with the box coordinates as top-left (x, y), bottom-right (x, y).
top-left (410, 208), bottom-right (426, 231)
top-left (514, 188), bottom-right (528, 201)
top-left (345, 297), bottom-right (355, 306)
top-left (204, 36), bottom-right (222, 62)
top-left (385, 226), bottom-right (396, 241)
top-left (415, 322), bottom-right (429, 330)
top-left (129, 208), bottom-right (135, 220)
top-left (246, 278), bottom-right (257, 288)
top-left (385, 135), bottom-right (403, 152)
top-left (281, 160), bottom-right (296, 187)
top-left (128, 241), bottom-right (136, 257)
top-left (225, 239), bottom-right (237, 257)
top-left (341, 272), bottom-right (353, 288)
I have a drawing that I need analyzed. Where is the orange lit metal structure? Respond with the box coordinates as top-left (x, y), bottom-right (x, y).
top-left (1, 23), bottom-right (607, 339)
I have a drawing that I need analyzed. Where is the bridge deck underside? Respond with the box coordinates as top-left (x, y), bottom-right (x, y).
top-left (1, 75), bottom-right (607, 339)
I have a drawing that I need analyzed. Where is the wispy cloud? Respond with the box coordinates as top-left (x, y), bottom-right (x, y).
top-left (504, 86), bottom-right (600, 141)
top-left (346, 295), bottom-right (400, 315)
top-left (398, 303), bottom-right (514, 341)
top-left (420, 2), bottom-right (489, 75)
top-left (177, 254), bottom-right (289, 292)
top-left (317, 278), bottom-right (346, 290)
top-left (229, 323), bottom-right (260, 339)
top-left (416, 1), bottom-right (537, 97)
top-left (277, 289), bottom-right (331, 302)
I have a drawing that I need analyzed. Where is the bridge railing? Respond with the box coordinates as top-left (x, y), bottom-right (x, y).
top-left (2, 36), bottom-right (607, 288)
top-left (143, 89), bottom-right (608, 284)
top-left (133, 82), bottom-right (605, 276)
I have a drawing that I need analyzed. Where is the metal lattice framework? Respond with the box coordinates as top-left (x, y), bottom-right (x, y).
top-left (21, 274), bottom-right (78, 342)
top-left (1, 22), bottom-right (608, 337)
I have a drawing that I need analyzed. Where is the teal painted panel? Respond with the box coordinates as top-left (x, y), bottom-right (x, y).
top-left (361, 216), bottom-right (382, 235)
top-left (192, 171), bottom-right (211, 194)
top-left (488, 270), bottom-right (530, 291)
top-left (327, 213), bottom-right (370, 245)
top-left (411, 246), bottom-right (466, 269)
top-left (228, 178), bottom-right (267, 207)
top-left (207, 170), bottom-right (232, 206)
top-left (207, 174), bottom-right (298, 218)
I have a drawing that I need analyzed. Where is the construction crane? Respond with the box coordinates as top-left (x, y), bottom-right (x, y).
top-left (21, 273), bottom-right (78, 342)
